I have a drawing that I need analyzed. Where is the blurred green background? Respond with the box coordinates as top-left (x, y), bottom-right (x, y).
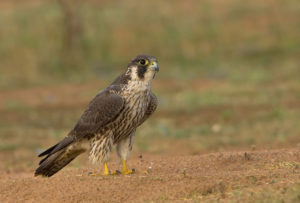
top-left (0, 0), bottom-right (299, 171)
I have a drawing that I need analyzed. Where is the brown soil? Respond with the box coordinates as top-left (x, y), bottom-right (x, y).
top-left (1, 80), bottom-right (299, 202)
top-left (1, 148), bottom-right (299, 202)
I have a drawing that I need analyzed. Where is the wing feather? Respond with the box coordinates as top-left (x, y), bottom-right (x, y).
top-left (71, 90), bottom-right (125, 138)
top-left (38, 89), bottom-right (124, 158)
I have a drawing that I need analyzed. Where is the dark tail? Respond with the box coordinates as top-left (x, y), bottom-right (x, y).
top-left (35, 137), bottom-right (84, 177)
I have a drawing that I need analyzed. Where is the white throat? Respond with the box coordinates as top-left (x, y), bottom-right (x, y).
top-left (125, 66), bottom-right (154, 92)
top-left (127, 79), bottom-right (152, 92)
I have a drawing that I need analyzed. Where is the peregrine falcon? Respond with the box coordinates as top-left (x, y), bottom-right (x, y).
top-left (35, 54), bottom-right (159, 177)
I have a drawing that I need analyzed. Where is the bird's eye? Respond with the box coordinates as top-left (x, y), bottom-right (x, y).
top-left (139, 59), bottom-right (148, 65)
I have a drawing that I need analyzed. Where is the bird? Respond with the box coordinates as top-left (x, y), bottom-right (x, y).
top-left (35, 54), bottom-right (159, 177)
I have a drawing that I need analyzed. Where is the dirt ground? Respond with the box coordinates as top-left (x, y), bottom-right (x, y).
top-left (0, 80), bottom-right (300, 202)
top-left (0, 148), bottom-right (299, 202)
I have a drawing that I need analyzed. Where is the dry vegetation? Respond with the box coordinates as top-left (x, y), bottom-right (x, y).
top-left (0, 0), bottom-right (300, 202)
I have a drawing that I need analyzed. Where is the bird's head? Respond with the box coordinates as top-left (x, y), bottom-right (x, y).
top-left (126, 54), bottom-right (159, 82)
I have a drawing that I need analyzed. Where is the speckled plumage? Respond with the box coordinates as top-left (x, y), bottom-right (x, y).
top-left (35, 55), bottom-right (158, 177)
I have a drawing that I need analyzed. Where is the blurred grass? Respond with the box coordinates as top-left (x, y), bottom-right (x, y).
top-left (0, 0), bottom-right (300, 172)
top-left (0, 0), bottom-right (299, 87)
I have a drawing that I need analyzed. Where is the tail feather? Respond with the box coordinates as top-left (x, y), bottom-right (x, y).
top-left (35, 136), bottom-right (79, 177)
top-left (38, 136), bottom-right (74, 158)
top-left (35, 148), bottom-right (84, 177)
top-left (38, 144), bottom-right (58, 157)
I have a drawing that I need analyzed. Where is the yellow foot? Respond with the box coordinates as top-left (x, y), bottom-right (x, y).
top-left (114, 168), bottom-right (136, 175)
top-left (87, 171), bottom-right (117, 176)
top-left (102, 162), bottom-right (114, 175)
top-left (88, 172), bottom-right (102, 176)
top-left (109, 170), bottom-right (121, 175)
top-left (123, 168), bottom-right (135, 175)
top-left (102, 171), bottom-right (112, 176)
top-left (88, 162), bottom-right (115, 176)
top-left (120, 160), bottom-right (135, 175)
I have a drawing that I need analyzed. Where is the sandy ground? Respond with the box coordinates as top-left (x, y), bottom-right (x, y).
top-left (1, 81), bottom-right (300, 202)
top-left (1, 148), bottom-right (299, 202)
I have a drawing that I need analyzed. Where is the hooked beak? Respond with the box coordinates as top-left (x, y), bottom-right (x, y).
top-left (150, 61), bottom-right (159, 72)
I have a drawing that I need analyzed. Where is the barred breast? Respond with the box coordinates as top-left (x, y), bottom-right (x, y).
top-left (89, 81), bottom-right (152, 163)
top-left (112, 85), bottom-right (151, 143)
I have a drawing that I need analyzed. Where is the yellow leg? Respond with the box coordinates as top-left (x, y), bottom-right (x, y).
top-left (88, 162), bottom-right (116, 176)
top-left (122, 159), bottom-right (135, 174)
top-left (103, 162), bottom-right (110, 175)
